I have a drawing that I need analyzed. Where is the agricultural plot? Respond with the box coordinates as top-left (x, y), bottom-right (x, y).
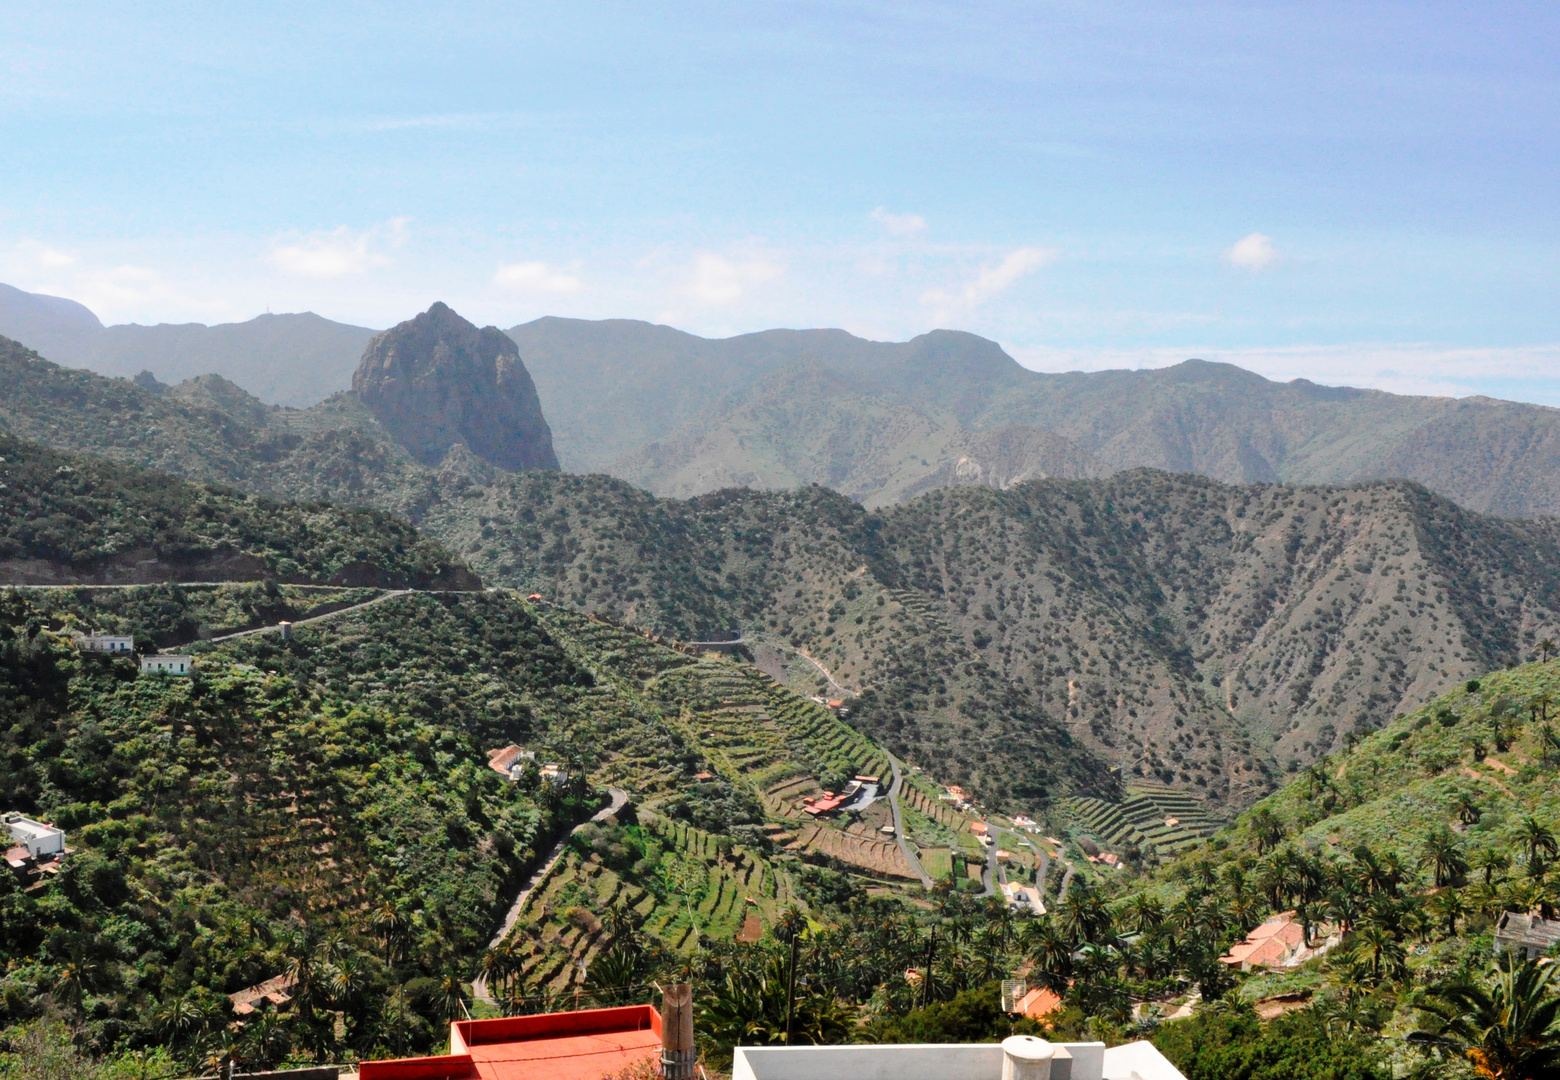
top-left (1066, 784), bottom-right (1220, 859)
top-left (502, 812), bottom-right (796, 994)
top-left (918, 847), bottom-right (953, 880)
top-left (788, 822), bottom-right (918, 880)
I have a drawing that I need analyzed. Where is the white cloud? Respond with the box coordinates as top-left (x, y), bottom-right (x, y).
top-left (269, 218), bottom-right (409, 279)
top-left (871, 206), bottom-right (926, 237)
top-left (681, 253), bottom-right (783, 307)
top-left (920, 246), bottom-right (1057, 310)
top-left (493, 260), bottom-right (583, 294)
top-left (11, 239), bottom-right (77, 269)
top-left (1225, 232), bottom-right (1278, 271)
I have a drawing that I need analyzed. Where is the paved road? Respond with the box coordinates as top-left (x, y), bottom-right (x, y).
top-left (978, 839), bottom-right (998, 897)
top-left (885, 755), bottom-right (933, 887)
top-left (473, 786), bottom-right (630, 1004)
top-left (193, 589), bottom-right (414, 647)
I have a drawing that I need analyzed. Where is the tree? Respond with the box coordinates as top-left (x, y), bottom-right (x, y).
top-left (1250, 809), bottom-right (1286, 855)
top-left (1427, 889), bottom-right (1467, 939)
top-left (1351, 921), bottom-right (1406, 983)
top-left (1421, 828), bottom-right (1469, 888)
top-left (1539, 638), bottom-right (1557, 663)
top-left (1409, 953), bottom-right (1560, 1079)
top-left (1125, 894), bottom-right (1165, 935)
top-left (1456, 792), bottom-right (1483, 826)
top-left (1153, 1000), bottom-right (1388, 1080)
top-left (1521, 817), bottom-right (1559, 878)
top-left (1475, 847), bottom-right (1513, 888)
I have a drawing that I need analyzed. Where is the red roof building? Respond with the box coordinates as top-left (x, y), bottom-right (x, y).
top-left (361, 1005), bottom-right (663, 1080)
top-left (1016, 986), bottom-right (1063, 1020)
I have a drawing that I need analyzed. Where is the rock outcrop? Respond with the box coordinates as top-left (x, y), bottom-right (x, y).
top-left (353, 302), bottom-right (558, 471)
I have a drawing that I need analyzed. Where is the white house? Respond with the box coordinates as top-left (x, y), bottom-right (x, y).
top-left (140, 654), bottom-right (193, 676)
top-left (1001, 881), bottom-right (1046, 915)
top-left (3, 813), bottom-right (65, 859)
top-left (732, 1036), bottom-right (1186, 1080)
top-left (75, 632), bottom-right (134, 654)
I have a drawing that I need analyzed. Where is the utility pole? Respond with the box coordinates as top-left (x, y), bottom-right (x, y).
top-left (661, 983), bottom-right (697, 1080)
top-left (923, 926), bottom-right (936, 1009)
top-left (784, 931), bottom-right (799, 1045)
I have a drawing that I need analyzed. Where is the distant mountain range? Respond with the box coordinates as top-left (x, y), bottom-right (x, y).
top-left (0, 282), bottom-right (374, 407)
top-left (5, 283), bottom-right (1560, 517)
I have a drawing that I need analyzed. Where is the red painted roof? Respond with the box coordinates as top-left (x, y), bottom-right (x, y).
top-left (362, 1005), bottom-right (663, 1080)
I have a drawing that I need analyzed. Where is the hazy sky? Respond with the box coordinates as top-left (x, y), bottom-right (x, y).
top-left (3, 2), bottom-right (1558, 402)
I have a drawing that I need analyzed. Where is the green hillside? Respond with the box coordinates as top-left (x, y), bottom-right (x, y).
top-left (422, 469), bottom-right (1560, 814)
top-left (1092, 654), bottom-right (1560, 1077)
top-left (0, 584), bottom-right (971, 1071)
top-left (9, 331), bottom-right (1560, 817)
top-left (0, 430), bottom-right (472, 587)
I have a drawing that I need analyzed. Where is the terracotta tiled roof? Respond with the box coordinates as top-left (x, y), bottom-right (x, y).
top-left (1017, 987), bottom-right (1063, 1019)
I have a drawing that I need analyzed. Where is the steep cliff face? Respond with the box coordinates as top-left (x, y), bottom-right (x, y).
top-left (353, 302), bottom-right (558, 471)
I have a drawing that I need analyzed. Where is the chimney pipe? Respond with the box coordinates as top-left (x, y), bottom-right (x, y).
top-left (660, 983), bottom-right (696, 1080)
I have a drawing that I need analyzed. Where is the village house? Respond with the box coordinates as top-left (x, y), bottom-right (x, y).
top-left (140, 654), bottom-right (193, 676)
top-left (229, 974), bottom-right (295, 1016)
top-left (486, 745), bottom-right (535, 781)
top-left (3, 813), bottom-right (67, 888)
top-left (1000, 881), bottom-right (1046, 915)
top-left (73, 631), bottom-right (135, 654)
top-left (1494, 910), bottom-right (1560, 960)
top-left (1219, 911), bottom-right (1338, 971)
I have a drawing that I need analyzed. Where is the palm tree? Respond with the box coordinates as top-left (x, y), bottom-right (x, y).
top-left (1125, 894), bottom-right (1164, 934)
top-left (1421, 828), bottom-right (1470, 888)
top-left (1521, 817), bottom-right (1559, 877)
top-left (370, 900), bottom-right (408, 963)
top-left (1476, 847), bottom-right (1513, 888)
top-left (1294, 901), bottom-right (1324, 948)
top-left (1409, 953), bottom-right (1560, 1079)
top-left (1542, 724), bottom-right (1560, 768)
top-left (1250, 808), bottom-right (1286, 855)
top-left (1539, 638), bottom-right (1557, 663)
top-left (1457, 792), bottom-right (1483, 826)
top-left (1428, 889), bottom-right (1467, 939)
top-left (1021, 918), bottom-right (1073, 993)
top-left (1327, 886), bottom-right (1363, 934)
top-left (1351, 920), bottom-right (1407, 983)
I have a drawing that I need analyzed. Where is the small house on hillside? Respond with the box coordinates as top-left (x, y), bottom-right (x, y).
top-left (140, 654), bottom-right (192, 676)
top-left (4, 813), bottom-right (65, 859)
top-left (3, 813), bottom-right (68, 888)
top-left (1001, 881), bottom-right (1046, 915)
top-left (74, 632), bottom-right (134, 654)
top-left (1495, 911), bottom-right (1560, 960)
top-left (1016, 986), bottom-right (1063, 1020)
top-left (487, 745), bottom-right (535, 780)
top-left (229, 974), bottom-right (295, 1015)
top-left (1219, 912), bottom-right (1337, 971)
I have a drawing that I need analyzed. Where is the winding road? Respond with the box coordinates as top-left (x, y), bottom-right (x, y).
top-left (195, 589), bottom-right (414, 646)
top-left (472, 786), bottom-right (630, 1004)
top-left (885, 755), bottom-right (933, 887)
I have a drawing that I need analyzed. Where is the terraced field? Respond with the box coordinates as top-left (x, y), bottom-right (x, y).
top-left (496, 604), bottom-right (931, 991)
top-left (646, 655), bottom-right (890, 811)
top-left (1067, 784), bottom-right (1222, 860)
top-left (498, 811), bottom-right (797, 993)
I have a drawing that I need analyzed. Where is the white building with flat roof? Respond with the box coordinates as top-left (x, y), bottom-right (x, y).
top-left (3, 813), bottom-right (65, 859)
top-left (75, 632), bottom-right (134, 654)
top-left (733, 1036), bottom-right (1186, 1080)
top-left (140, 654), bottom-right (193, 675)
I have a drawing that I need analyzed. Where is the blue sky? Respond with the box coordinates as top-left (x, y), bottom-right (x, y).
top-left (3, 1), bottom-right (1558, 401)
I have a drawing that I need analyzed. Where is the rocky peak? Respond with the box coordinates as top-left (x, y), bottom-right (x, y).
top-left (352, 302), bottom-right (558, 471)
